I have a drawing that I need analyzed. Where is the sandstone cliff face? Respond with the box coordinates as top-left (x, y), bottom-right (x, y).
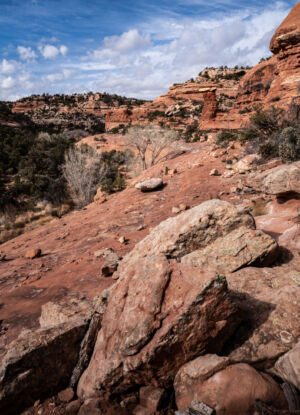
top-left (105, 69), bottom-right (245, 131)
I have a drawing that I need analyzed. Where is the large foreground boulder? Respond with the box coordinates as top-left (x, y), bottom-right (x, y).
top-left (174, 359), bottom-right (288, 414)
top-left (78, 256), bottom-right (237, 399)
top-left (0, 318), bottom-right (88, 415)
top-left (77, 200), bottom-right (280, 400)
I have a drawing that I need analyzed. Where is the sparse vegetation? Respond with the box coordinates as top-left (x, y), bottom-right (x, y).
top-left (62, 145), bottom-right (106, 208)
top-left (62, 145), bottom-right (131, 208)
top-left (240, 106), bottom-right (300, 162)
top-left (216, 130), bottom-right (238, 147)
top-left (184, 122), bottom-right (200, 142)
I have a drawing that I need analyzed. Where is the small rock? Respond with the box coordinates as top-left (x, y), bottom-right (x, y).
top-left (169, 168), bottom-right (178, 175)
top-left (25, 248), bottom-right (42, 259)
top-left (118, 236), bottom-right (127, 244)
top-left (172, 207), bottom-right (180, 214)
top-left (0, 253), bottom-right (6, 261)
top-left (58, 388), bottom-right (74, 403)
top-left (94, 248), bottom-right (114, 258)
top-left (137, 225), bottom-right (145, 231)
top-left (135, 178), bottom-right (163, 192)
top-left (66, 399), bottom-right (82, 414)
top-left (93, 188), bottom-right (107, 204)
top-left (179, 204), bottom-right (189, 212)
top-left (102, 252), bottom-right (120, 277)
top-left (223, 170), bottom-right (234, 178)
top-left (234, 154), bottom-right (260, 174)
top-left (78, 399), bottom-right (102, 415)
top-left (209, 169), bottom-right (219, 176)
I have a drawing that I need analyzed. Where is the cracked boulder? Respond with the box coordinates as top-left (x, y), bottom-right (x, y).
top-left (0, 318), bottom-right (88, 415)
top-left (77, 257), bottom-right (237, 399)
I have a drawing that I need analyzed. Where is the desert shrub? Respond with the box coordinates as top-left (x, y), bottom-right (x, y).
top-left (147, 111), bottom-right (165, 122)
top-left (258, 142), bottom-right (278, 159)
top-left (100, 149), bottom-right (133, 193)
top-left (278, 126), bottom-right (300, 162)
top-left (110, 127), bottom-right (120, 134)
top-left (249, 106), bottom-right (283, 138)
top-left (216, 130), bottom-right (237, 147)
top-left (238, 106), bottom-right (300, 162)
top-left (184, 122), bottom-right (199, 142)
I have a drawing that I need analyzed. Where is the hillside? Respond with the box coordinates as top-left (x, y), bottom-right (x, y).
top-left (0, 3), bottom-right (299, 415)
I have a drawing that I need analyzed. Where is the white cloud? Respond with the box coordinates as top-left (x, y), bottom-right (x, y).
top-left (60, 45), bottom-right (68, 56)
top-left (0, 59), bottom-right (16, 74)
top-left (45, 69), bottom-right (74, 83)
top-left (1, 76), bottom-right (16, 89)
top-left (102, 29), bottom-right (151, 53)
top-left (39, 44), bottom-right (59, 58)
top-left (17, 46), bottom-right (37, 61)
top-left (39, 44), bottom-right (68, 59)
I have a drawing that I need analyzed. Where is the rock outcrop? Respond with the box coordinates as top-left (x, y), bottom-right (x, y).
top-left (246, 160), bottom-right (300, 196)
top-left (181, 228), bottom-right (278, 273)
top-left (270, 3), bottom-right (300, 54)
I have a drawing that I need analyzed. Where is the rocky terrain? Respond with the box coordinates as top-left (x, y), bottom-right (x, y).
top-left (0, 3), bottom-right (300, 415)
top-left (6, 93), bottom-right (146, 134)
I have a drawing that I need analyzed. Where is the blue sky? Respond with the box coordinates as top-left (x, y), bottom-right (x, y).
top-left (0, 0), bottom-right (297, 100)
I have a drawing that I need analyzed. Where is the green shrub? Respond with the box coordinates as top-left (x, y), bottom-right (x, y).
top-left (216, 130), bottom-right (237, 147)
top-left (278, 126), bottom-right (300, 162)
top-left (239, 106), bottom-right (300, 162)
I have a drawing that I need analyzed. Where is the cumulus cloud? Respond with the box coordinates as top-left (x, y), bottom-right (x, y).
top-left (17, 46), bottom-right (37, 61)
top-left (45, 69), bottom-right (73, 83)
top-left (1, 76), bottom-right (16, 89)
top-left (102, 29), bottom-right (151, 53)
top-left (39, 44), bottom-right (68, 59)
top-left (0, 59), bottom-right (17, 74)
top-left (60, 45), bottom-right (68, 56)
